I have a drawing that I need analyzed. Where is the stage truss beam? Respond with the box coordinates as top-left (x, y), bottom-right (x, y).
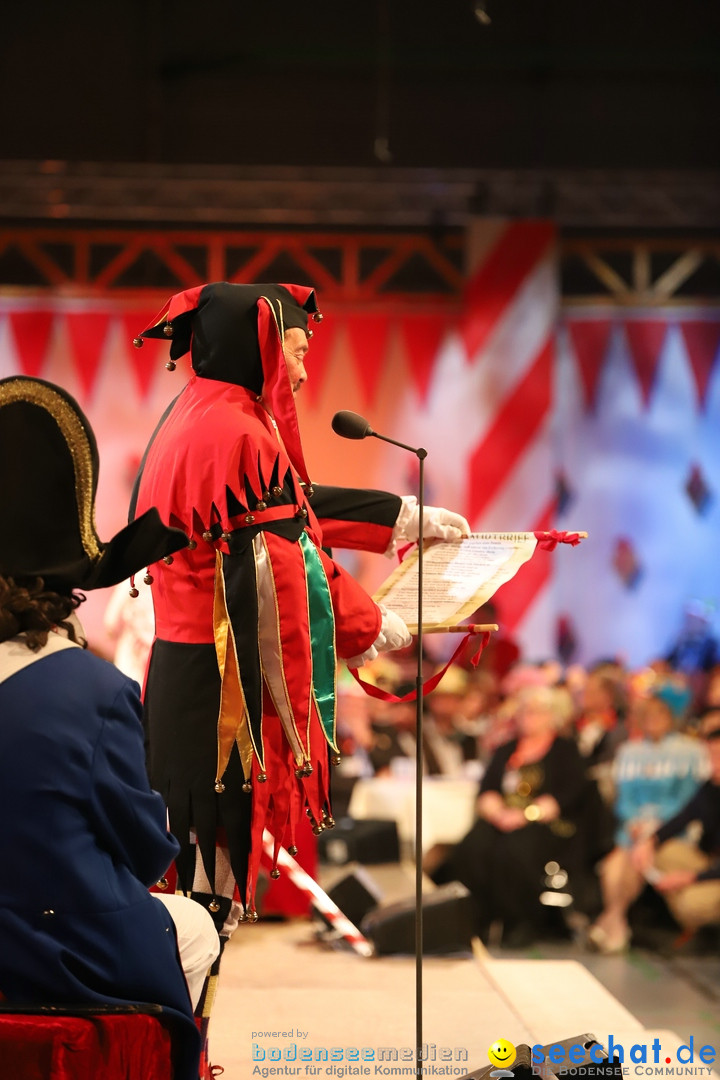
top-left (0, 227), bottom-right (718, 307)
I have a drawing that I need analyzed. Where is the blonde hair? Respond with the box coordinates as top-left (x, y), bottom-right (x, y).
top-left (517, 685), bottom-right (572, 730)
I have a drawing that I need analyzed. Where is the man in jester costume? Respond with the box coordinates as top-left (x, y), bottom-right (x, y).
top-left (131, 282), bottom-right (468, 1050)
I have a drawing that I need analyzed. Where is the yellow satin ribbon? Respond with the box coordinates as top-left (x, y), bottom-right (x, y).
top-left (213, 550), bottom-right (257, 784)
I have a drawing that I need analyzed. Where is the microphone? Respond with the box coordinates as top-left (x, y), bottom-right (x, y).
top-left (331, 410), bottom-right (373, 440)
top-left (331, 410), bottom-right (426, 459)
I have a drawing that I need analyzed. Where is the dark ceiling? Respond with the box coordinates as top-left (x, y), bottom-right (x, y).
top-left (2, 0), bottom-right (719, 171)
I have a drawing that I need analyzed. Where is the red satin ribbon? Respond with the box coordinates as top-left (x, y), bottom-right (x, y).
top-left (348, 630), bottom-right (490, 702)
top-left (533, 529), bottom-right (583, 550)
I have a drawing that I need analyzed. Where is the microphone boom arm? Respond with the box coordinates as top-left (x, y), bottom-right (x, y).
top-left (369, 430), bottom-right (427, 459)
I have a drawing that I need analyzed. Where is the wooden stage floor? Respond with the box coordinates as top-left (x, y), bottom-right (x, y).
top-left (209, 864), bottom-right (719, 1079)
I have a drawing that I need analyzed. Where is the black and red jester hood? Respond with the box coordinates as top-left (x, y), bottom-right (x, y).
top-left (135, 281), bottom-right (322, 486)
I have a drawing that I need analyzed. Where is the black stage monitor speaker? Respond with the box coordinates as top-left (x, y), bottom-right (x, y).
top-left (318, 817), bottom-right (400, 865)
top-left (457, 1034), bottom-right (622, 1080)
top-left (313, 865), bottom-right (382, 930)
top-left (360, 881), bottom-right (475, 956)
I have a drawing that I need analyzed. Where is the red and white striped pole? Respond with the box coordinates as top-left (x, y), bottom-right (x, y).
top-left (262, 830), bottom-right (374, 958)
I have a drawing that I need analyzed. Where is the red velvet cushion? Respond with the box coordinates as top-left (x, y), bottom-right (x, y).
top-left (0, 1013), bottom-right (172, 1079)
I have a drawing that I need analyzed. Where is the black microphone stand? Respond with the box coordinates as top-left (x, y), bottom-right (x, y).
top-left (367, 435), bottom-right (428, 1078)
top-left (413, 444), bottom-right (427, 1079)
top-left (331, 412), bottom-right (427, 1075)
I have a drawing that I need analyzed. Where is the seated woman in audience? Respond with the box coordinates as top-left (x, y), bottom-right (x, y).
top-left (431, 684), bottom-right (588, 947)
top-left (586, 685), bottom-right (708, 953)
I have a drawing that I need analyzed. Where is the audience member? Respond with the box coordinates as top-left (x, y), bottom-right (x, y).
top-left (698, 664), bottom-right (720, 715)
top-left (631, 729), bottom-right (720, 937)
top-left (422, 665), bottom-right (484, 778)
top-left (574, 668), bottom-right (628, 766)
top-left (666, 601), bottom-right (719, 711)
top-left (586, 686), bottom-right (708, 953)
top-left (459, 669), bottom-right (502, 764)
top-left (666, 601), bottom-right (718, 674)
top-left (699, 708), bottom-right (720, 738)
top-left (366, 682), bottom-right (420, 777)
top-left (430, 685), bottom-right (588, 947)
top-left (571, 666), bottom-right (628, 810)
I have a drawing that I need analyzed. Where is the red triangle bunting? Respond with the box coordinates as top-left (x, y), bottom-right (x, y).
top-left (302, 319), bottom-right (338, 408)
top-left (399, 315), bottom-right (449, 404)
top-left (65, 313), bottom-right (111, 401)
top-left (8, 310), bottom-right (55, 377)
top-left (566, 319), bottom-right (612, 409)
top-left (343, 314), bottom-right (392, 407)
top-left (678, 321), bottom-right (720, 409)
top-left (623, 321), bottom-right (668, 407)
top-left (121, 311), bottom-right (165, 400)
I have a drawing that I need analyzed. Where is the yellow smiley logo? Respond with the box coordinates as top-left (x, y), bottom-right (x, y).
top-left (488, 1040), bottom-right (517, 1069)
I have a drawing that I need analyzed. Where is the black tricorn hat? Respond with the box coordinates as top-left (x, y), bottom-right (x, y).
top-left (0, 376), bottom-right (189, 591)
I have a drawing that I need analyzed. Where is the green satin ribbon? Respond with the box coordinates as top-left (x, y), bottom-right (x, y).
top-left (299, 531), bottom-right (338, 751)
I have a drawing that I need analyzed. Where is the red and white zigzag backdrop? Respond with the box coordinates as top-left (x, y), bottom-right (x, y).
top-left (358, 220), bottom-right (560, 662)
top-left (2, 222), bottom-right (719, 668)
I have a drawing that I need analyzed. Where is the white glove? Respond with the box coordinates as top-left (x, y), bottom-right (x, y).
top-left (385, 495), bottom-right (470, 556)
top-left (345, 604), bottom-right (413, 668)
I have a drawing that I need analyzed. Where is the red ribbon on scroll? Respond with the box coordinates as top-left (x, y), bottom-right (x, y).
top-left (533, 530), bottom-right (584, 551)
top-left (348, 629), bottom-right (491, 703)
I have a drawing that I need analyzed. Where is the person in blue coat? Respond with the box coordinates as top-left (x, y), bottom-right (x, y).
top-left (0, 375), bottom-right (219, 1080)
